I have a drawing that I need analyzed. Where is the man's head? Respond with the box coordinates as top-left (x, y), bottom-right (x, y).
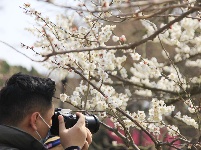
top-left (0, 72), bottom-right (56, 140)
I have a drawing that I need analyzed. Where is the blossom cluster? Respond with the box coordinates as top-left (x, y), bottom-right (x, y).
top-left (148, 98), bottom-right (175, 122)
top-left (60, 80), bottom-right (129, 112)
top-left (147, 98), bottom-right (177, 136)
top-left (129, 57), bottom-right (187, 94)
top-left (141, 13), bottom-right (201, 74)
top-left (119, 98), bottom-right (177, 136)
top-left (175, 111), bottom-right (198, 129)
top-left (139, 7), bottom-right (201, 118)
top-left (24, 7), bottom-right (128, 83)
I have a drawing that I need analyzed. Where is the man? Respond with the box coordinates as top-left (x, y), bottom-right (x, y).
top-left (0, 73), bottom-right (92, 150)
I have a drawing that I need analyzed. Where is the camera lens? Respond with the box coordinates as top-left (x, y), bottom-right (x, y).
top-left (85, 115), bottom-right (100, 134)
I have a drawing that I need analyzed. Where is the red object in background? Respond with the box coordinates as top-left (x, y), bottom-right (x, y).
top-left (106, 118), bottom-right (180, 148)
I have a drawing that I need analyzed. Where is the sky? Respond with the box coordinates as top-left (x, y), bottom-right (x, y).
top-left (0, 0), bottom-right (72, 75)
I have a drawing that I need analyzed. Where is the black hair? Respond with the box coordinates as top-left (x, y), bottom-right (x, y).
top-left (0, 72), bottom-right (56, 125)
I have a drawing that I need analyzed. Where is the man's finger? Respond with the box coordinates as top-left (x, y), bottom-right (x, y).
top-left (81, 141), bottom-right (89, 150)
top-left (86, 128), bottom-right (92, 144)
top-left (75, 112), bottom-right (85, 127)
top-left (58, 115), bottom-right (66, 132)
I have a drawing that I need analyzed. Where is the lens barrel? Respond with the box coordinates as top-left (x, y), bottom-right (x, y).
top-left (50, 108), bottom-right (100, 135)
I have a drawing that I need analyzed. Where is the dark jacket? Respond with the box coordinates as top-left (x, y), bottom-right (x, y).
top-left (0, 125), bottom-right (47, 150)
top-left (0, 125), bottom-right (80, 150)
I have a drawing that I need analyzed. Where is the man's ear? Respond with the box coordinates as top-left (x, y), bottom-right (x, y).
top-left (30, 112), bottom-right (40, 131)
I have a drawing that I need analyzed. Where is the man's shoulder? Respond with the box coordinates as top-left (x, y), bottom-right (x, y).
top-left (0, 144), bottom-right (19, 150)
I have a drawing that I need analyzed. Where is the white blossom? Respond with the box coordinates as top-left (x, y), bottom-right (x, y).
top-left (60, 93), bottom-right (69, 102)
top-left (130, 52), bottom-right (141, 61)
top-left (112, 35), bottom-right (119, 42)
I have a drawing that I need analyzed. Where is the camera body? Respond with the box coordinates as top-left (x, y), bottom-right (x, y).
top-left (50, 108), bottom-right (100, 135)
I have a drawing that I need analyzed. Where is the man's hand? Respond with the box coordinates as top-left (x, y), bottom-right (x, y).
top-left (81, 128), bottom-right (92, 150)
top-left (58, 112), bottom-right (92, 149)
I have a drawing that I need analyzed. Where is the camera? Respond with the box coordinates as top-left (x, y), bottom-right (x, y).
top-left (50, 108), bottom-right (100, 135)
